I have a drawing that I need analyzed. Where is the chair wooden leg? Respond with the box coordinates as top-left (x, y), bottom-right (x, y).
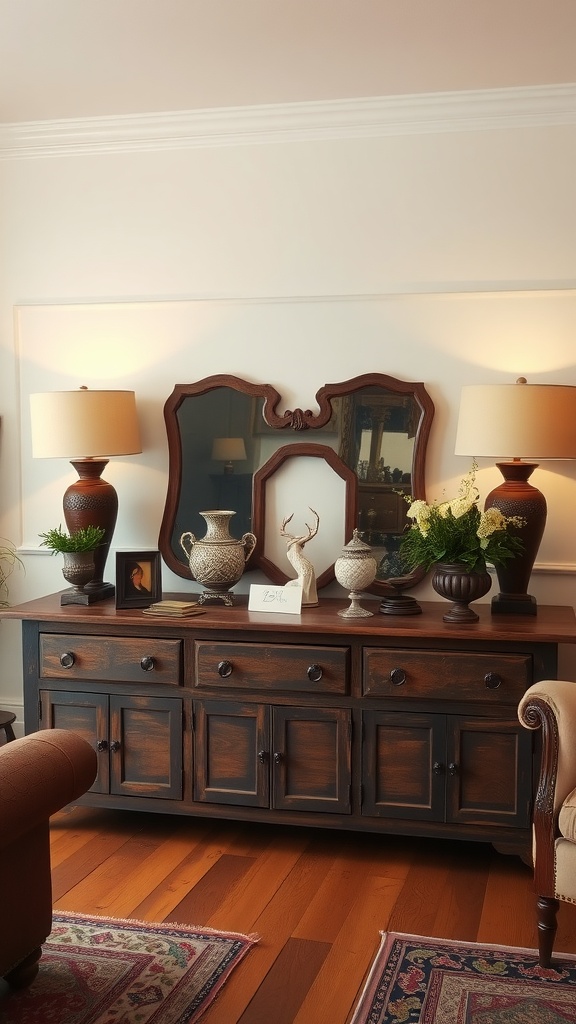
top-left (537, 895), bottom-right (559, 968)
top-left (4, 947), bottom-right (42, 989)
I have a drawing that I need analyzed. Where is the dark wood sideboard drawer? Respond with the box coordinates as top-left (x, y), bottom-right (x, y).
top-left (194, 641), bottom-right (350, 694)
top-left (363, 648), bottom-right (531, 703)
top-left (39, 634), bottom-right (183, 685)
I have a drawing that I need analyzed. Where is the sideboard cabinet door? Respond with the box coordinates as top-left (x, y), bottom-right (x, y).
top-left (109, 695), bottom-right (183, 800)
top-left (40, 689), bottom-right (110, 794)
top-left (40, 689), bottom-right (183, 801)
top-left (194, 700), bottom-right (351, 814)
top-left (362, 709), bottom-right (532, 829)
top-left (362, 710), bottom-right (446, 820)
top-left (193, 699), bottom-right (270, 807)
top-left (272, 706), bottom-right (351, 813)
top-left (446, 716), bottom-right (532, 828)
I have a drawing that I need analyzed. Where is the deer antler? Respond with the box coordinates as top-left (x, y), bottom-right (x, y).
top-left (280, 508), bottom-right (319, 547)
top-left (280, 513), bottom-right (295, 539)
top-left (304, 508), bottom-right (320, 543)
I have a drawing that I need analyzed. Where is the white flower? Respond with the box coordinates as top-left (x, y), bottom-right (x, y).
top-left (477, 507), bottom-right (507, 539)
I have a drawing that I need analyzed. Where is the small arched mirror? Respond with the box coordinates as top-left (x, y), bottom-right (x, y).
top-left (158, 373), bottom-right (434, 604)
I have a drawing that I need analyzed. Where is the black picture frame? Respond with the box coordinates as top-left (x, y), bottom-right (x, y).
top-left (115, 550), bottom-right (161, 609)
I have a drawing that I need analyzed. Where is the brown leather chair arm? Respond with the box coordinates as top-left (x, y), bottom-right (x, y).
top-left (0, 729), bottom-right (97, 849)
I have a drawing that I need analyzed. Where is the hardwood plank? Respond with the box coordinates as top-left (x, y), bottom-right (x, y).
top-left (293, 873), bottom-right (406, 1024)
top-left (238, 938), bottom-right (331, 1024)
top-left (293, 834), bottom-right (412, 943)
top-left (476, 850), bottom-right (537, 949)
top-left (168, 854), bottom-right (256, 926)
top-left (53, 820), bottom-right (180, 915)
top-left (429, 842), bottom-right (490, 941)
top-left (132, 823), bottom-right (253, 921)
top-left (200, 840), bottom-right (346, 1023)
top-left (205, 831), bottom-right (313, 933)
top-left (386, 840), bottom-right (456, 937)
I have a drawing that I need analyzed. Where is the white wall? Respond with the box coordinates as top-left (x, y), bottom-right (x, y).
top-left (2, 89), bottom-right (576, 729)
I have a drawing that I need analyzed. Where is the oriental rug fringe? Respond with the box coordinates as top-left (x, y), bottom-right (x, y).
top-left (1, 911), bottom-right (259, 1024)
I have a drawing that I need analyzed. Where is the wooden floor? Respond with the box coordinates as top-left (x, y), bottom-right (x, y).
top-left (48, 805), bottom-right (576, 1024)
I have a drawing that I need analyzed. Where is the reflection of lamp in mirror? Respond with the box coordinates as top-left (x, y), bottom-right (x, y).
top-left (212, 437), bottom-right (247, 474)
top-left (455, 378), bottom-right (576, 614)
top-left (30, 387), bottom-right (141, 604)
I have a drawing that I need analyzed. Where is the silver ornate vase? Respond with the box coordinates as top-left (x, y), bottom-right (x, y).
top-left (335, 529), bottom-right (377, 618)
top-left (180, 510), bottom-right (257, 606)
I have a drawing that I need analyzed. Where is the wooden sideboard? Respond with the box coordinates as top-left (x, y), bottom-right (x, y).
top-left (4, 594), bottom-right (576, 859)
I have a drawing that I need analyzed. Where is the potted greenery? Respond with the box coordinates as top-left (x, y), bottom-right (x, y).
top-left (400, 463), bottom-right (525, 622)
top-left (39, 525), bottom-right (105, 597)
top-left (0, 538), bottom-right (23, 607)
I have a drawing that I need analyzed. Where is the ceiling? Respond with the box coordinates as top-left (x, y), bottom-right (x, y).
top-left (2, 0), bottom-right (576, 124)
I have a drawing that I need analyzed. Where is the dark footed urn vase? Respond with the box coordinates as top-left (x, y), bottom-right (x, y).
top-left (431, 562), bottom-right (492, 623)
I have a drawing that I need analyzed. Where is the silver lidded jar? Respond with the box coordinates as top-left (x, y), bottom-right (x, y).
top-left (335, 529), bottom-right (377, 618)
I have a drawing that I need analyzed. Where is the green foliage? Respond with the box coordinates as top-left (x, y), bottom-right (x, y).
top-left (400, 465), bottom-right (525, 574)
top-left (39, 524), bottom-right (105, 554)
top-left (0, 538), bottom-right (23, 607)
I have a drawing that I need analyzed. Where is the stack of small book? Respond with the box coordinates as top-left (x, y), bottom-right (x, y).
top-left (142, 600), bottom-right (206, 618)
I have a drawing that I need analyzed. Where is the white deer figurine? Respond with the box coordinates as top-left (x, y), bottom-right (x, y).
top-left (280, 508), bottom-right (320, 607)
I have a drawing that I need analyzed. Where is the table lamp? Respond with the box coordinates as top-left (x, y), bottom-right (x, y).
top-left (211, 437), bottom-right (247, 474)
top-left (454, 378), bottom-right (576, 614)
top-left (30, 387), bottom-right (141, 602)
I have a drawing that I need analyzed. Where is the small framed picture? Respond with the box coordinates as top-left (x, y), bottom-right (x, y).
top-left (115, 551), bottom-right (162, 609)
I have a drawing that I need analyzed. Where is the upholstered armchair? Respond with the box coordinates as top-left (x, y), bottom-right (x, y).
top-left (0, 729), bottom-right (97, 989)
top-left (518, 679), bottom-right (576, 967)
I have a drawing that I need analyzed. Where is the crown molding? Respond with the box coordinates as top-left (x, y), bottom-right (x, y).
top-left (1, 84), bottom-right (575, 159)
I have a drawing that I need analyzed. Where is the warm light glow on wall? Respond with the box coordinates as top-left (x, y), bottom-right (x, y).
top-left (16, 302), bottom-right (236, 378)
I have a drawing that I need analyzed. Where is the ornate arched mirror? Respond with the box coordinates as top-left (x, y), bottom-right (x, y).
top-left (158, 373), bottom-right (434, 608)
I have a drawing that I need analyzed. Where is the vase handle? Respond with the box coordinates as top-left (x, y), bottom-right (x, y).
top-left (180, 531), bottom-right (196, 563)
top-left (242, 532), bottom-right (257, 564)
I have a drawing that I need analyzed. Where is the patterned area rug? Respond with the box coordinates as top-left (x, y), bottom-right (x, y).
top-left (1, 911), bottom-right (259, 1024)
top-left (350, 931), bottom-right (576, 1024)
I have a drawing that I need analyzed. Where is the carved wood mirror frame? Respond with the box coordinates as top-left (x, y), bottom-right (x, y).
top-left (158, 372), bottom-right (435, 597)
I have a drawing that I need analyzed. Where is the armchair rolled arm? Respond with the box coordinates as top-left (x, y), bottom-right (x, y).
top-left (0, 729), bottom-right (97, 849)
top-left (518, 680), bottom-right (576, 896)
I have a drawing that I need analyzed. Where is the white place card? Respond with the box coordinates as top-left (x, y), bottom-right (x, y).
top-left (248, 583), bottom-right (303, 614)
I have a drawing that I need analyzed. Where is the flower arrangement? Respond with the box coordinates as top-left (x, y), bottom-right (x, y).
top-left (400, 463), bottom-right (525, 574)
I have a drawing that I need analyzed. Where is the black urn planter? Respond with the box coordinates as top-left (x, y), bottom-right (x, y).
top-left (431, 562), bottom-right (492, 623)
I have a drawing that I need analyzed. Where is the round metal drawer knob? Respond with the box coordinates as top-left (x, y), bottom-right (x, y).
top-left (218, 660), bottom-right (233, 678)
top-left (307, 664), bottom-right (323, 683)
top-left (59, 651), bottom-right (75, 669)
top-left (484, 672), bottom-right (503, 689)
top-left (140, 656), bottom-right (155, 672)
top-left (389, 668), bottom-right (406, 686)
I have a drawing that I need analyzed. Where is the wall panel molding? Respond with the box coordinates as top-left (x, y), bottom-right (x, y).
top-left (1, 83), bottom-right (575, 159)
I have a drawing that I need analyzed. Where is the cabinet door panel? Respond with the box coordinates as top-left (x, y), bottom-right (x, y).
top-left (194, 700), bottom-right (270, 807)
top-left (39, 689), bottom-right (109, 794)
top-left (446, 716), bottom-right (532, 827)
top-left (362, 711), bottom-right (445, 820)
top-left (272, 707), bottom-right (351, 813)
top-left (109, 695), bottom-right (182, 800)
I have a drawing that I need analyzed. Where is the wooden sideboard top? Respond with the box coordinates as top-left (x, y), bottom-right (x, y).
top-left (2, 592), bottom-right (576, 644)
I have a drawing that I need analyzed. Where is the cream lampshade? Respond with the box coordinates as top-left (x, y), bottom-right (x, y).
top-left (30, 387), bottom-right (141, 604)
top-left (455, 378), bottom-right (576, 614)
top-left (211, 437), bottom-right (247, 474)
